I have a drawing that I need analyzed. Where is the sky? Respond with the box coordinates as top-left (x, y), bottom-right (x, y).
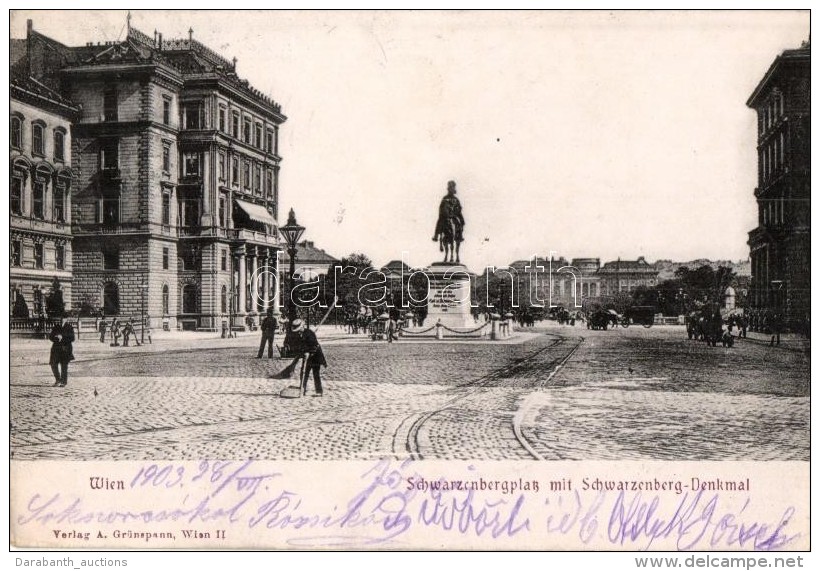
top-left (9, 10), bottom-right (810, 271)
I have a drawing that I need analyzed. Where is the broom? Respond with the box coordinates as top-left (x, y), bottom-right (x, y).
top-left (278, 298), bottom-right (337, 398)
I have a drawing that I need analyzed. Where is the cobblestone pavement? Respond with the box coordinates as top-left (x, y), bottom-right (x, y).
top-left (9, 324), bottom-right (809, 461)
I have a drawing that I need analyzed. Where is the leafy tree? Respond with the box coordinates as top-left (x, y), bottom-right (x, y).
top-left (45, 277), bottom-right (65, 318)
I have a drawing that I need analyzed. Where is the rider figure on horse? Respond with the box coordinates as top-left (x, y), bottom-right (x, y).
top-left (432, 180), bottom-right (465, 263)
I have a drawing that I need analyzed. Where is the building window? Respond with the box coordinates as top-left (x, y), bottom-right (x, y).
top-left (162, 247), bottom-right (169, 270)
top-left (34, 243), bottom-right (44, 269)
top-left (162, 285), bottom-right (169, 315)
top-left (162, 192), bottom-right (171, 226)
top-left (266, 129), bottom-right (273, 154)
top-left (254, 164), bottom-right (261, 193)
top-left (219, 196), bottom-right (226, 227)
top-left (101, 138), bottom-right (119, 170)
top-left (33, 182), bottom-right (45, 219)
top-left (11, 241), bottom-right (21, 267)
top-left (219, 151), bottom-right (226, 181)
top-left (56, 245), bottom-right (65, 270)
top-left (53, 130), bottom-right (65, 161)
top-left (32, 123), bottom-right (45, 156)
top-left (163, 96), bottom-right (171, 125)
top-left (101, 196), bottom-right (119, 225)
top-left (221, 249), bottom-right (227, 271)
top-left (255, 123), bottom-right (262, 148)
top-left (53, 186), bottom-right (65, 222)
top-left (104, 88), bottom-right (118, 122)
top-left (265, 169), bottom-right (273, 197)
top-left (103, 282), bottom-right (120, 315)
top-left (219, 106), bottom-right (226, 132)
top-left (183, 153), bottom-right (201, 177)
top-left (231, 157), bottom-right (239, 186)
top-left (221, 285), bottom-right (227, 313)
top-left (243, 117), bottom-right (251, 143)
top-left (10, 116), bottom-right (23, 148)
top-left (103, 248), bottom-right (119, 270)
top-left (243, 160), bottom-right (251, 189)
top-left (232, 111), bottom-right (240, 138)
top-left (183, 101), bottom-right (203, 129)
top-left (11, 177), bottom-right (23, 215)
top-left (162, 142), bottom-right (171, 173)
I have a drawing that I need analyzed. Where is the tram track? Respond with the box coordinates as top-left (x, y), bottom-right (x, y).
top-left (394, 333), bottom-right (584, 460)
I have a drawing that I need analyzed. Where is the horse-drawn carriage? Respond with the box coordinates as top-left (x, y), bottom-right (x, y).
top-left (620, 305), bottom-right (656, 328)
top-left (685, 309), bottom-right (729, 347)
top-left (587, 309), bottom-right (619, 330)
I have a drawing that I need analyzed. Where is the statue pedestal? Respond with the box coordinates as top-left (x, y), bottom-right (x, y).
top-left (403, 262), bottom-right (487, 338)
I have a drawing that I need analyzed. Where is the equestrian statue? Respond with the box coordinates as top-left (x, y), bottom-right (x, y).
top-left (432, 180), bottom-right (466, 264)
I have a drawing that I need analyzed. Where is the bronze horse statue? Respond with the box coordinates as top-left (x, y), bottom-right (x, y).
top-left (432, 180), bottom-right (465, 264)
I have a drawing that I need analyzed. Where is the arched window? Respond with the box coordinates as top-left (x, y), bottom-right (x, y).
top-left (103, 282), bottom-right (120, 315)
top-left (31, 122), bottom-right (45, 156)
top-left (182, 284), bottom-right (198, 314)
top-left (10, 116), bottom-right (22, 148)
top-left (162, 285), bottom-right (169, 315)
top-left (221, 285), bottom-right (227, 314)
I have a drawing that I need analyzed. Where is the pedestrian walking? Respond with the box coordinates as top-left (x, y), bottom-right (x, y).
top-left (293, 319), bottom-right (327, 397)
top-left (122, 319), bottom-right (140, 347)
top-left (99, 319), bottom-right (108, 343)
top-left (257, 309), bottom-right (278, 358)
top-left (109, 319), bottom-right (121, 346)
top-left (386, 316), bottom-right (398, 343)
top-left (770, 313), bottom-right (782, 346)
top-left (49, 316), bottom-right (75, 387)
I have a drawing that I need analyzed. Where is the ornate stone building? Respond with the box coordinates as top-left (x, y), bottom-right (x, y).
top-left (10, 39), bottom-right (79, 318)
top-left (596, 257), bottom-right (659, 296)
top-left (747, 41), bottom-right (810, 326)
top-left (17, 19), bottom-right (286, 330)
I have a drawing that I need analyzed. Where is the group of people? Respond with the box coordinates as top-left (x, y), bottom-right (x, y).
top-left (256, 308), bottom-right (328, 396)
top-left (98, 318), bottom-right (151, 347)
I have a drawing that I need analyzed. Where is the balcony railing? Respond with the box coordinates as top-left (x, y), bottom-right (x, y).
top-left (228, 228), bottom-right (279, 245)
top-left (74, 222), bottom-right (144, 235)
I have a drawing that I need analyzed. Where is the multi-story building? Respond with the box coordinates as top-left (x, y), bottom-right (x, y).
top-left (18, 19), bottom-right (286, 330)
top-left (597, 257), bottom-right (659, 296)
top-left (10, 45), bottom-right (79, 318)
top-left (747, 41), bottom-right (810, 325)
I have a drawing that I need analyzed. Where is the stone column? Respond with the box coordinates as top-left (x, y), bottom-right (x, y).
top-left (249, 249), bottom-right (258, 314)
top-left (237, 248), bottom-right (247, 317)
top-left (262, 249), bottom-right (270, 312)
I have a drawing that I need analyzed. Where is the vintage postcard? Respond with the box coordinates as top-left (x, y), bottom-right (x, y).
top-left (7, 9), bottom-right (811, 555)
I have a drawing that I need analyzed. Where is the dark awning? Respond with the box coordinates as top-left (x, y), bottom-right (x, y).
top-left (235, 199), bottom-right (276, 226)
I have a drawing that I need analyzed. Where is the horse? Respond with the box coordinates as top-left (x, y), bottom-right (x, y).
top-left (436, 217), bottom-right (462, 264)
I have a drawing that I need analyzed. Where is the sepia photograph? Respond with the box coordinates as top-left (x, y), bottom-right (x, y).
top-left (7, 9), bottom-right (811, 554)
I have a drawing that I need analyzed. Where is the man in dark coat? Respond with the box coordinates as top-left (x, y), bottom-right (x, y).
top-left (49, 316), bottom-right (75, 387)
top-left (256, 309), bottom-right (279, 359)
top-left (293, 319), bottom-right (327, 397)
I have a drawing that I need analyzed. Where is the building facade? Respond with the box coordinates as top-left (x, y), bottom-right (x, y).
top-left (747, 41), bottom-right (810, 326)
top-left (596, 257), bottom-right (659, 296)
top-left (17, 20), bottom-right (286, 330)
top-left (10, 60), bottom-right (79, 318)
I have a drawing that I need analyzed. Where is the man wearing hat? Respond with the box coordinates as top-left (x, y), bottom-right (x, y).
top-left (49, 315), bottom-right (75, 387)
top-left (257, 308), bottom-right (279, 359)
top-left (291, 319), bottom-right (327, 396)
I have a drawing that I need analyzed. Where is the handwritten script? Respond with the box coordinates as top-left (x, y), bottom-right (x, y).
top-left (14, 459), bottom-right (801, 549)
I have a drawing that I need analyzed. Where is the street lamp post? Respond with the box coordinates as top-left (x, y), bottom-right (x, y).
top-left (278, 208), bottom-right (305, 322)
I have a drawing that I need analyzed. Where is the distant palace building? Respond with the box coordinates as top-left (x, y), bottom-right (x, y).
top-left (746, 41), bottom-right (810, 325)
top-left (13, 18), bottom-right (286, 330)
top-left (596, 257), bottom-right (658, 296)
